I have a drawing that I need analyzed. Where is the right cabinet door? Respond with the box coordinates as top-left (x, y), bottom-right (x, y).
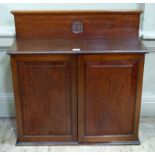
top-left (78, 54), bottom-right (144, 143)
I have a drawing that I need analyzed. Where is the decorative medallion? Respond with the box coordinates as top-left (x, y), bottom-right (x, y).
top-left (72, 21), bottom-right (83, 34)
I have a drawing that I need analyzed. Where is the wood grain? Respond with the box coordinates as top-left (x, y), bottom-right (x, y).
top-left (11, 54), bottom-right (77, 142)
top-left (11, 10), bottom-right (141, 39)
top-left (9, 10), bottom-right (147, 145)
top-left (8, 38), bottom-right (147, 55)
top-left (78, 54), bottom-right (145, 143)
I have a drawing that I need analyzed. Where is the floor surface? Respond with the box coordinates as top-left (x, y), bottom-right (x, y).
top-left (0, 117), bottom-right (155, 152)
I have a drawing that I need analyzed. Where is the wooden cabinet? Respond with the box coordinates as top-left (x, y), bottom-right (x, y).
top-left (8, 10), bottom-right (147, 145)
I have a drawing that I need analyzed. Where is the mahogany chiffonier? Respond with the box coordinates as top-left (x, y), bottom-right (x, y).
top-left (8, 10), bottom-right (147, 145)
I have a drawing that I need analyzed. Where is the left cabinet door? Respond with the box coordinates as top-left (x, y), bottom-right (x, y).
top-left (11, 54), bottom-right (77, 143)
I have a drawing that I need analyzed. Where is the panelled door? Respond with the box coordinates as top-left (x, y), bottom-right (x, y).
top-left (11, 54), bottom-right (77, 142)
top-left (78, 54), bottom-right (144, 143)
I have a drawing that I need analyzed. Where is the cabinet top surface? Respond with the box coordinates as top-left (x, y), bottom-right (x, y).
top-left (11, 10), bottom-right (142, 14)
top-left (8, 38), bottom-right (147, 54)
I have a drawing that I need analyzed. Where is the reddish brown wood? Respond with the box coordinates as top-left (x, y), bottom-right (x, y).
top-left (78, 54), bottom-right (145, 143)
top-left (11, 54), bottom-right (77, 142)
top-left (9, 10), bottom-right (147, 145)
top-left (11, 10), bottom-right (141, 39)
top-left (8, 38), bottom-right (146, 55)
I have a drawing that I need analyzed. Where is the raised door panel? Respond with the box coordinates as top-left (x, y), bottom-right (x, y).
top-left (78, 54), bottom-right (144, 143)
top-left (11, 55), bottom-right (77, 142)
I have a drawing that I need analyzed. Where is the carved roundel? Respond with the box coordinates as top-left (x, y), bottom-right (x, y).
top-left (72, 21), bottom-right (83, 34)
